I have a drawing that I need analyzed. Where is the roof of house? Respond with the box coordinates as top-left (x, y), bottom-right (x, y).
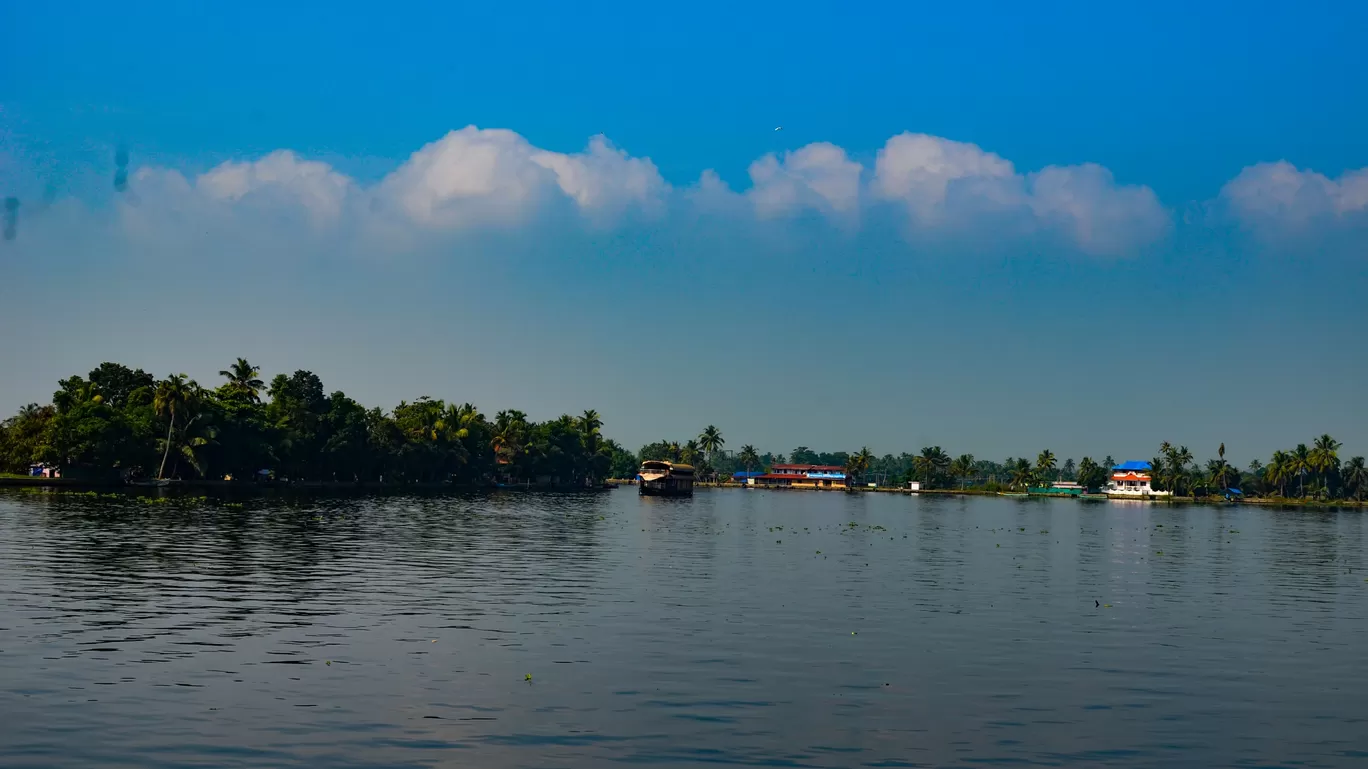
top-left (1113, 460), bottom-right (1152, 471)
top-left (771, 464), bottom-right (846, 472)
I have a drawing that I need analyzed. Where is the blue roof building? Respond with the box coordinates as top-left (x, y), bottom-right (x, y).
top-left (1113, 460), bottom-right (1152, 471)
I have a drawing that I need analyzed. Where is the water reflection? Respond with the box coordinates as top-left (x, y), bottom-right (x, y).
top-left (2, 489), bottom-right (1366, 767)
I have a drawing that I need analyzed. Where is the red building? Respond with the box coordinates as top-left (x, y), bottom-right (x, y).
top-left (754, 464), bottom-right (848, 489)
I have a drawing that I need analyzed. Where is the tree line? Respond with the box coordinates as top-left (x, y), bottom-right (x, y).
top-left (632, 433), bottom-right (1366, 501)
top-left (5, 367), bottom-right (1363, 501)
top-left (0, 360), bottom-right (635, 487)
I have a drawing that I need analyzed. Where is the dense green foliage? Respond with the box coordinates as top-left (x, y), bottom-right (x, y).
top-left (633, 431), bottom-right (1364, 501)
top-left (5, 365), bottom-right (1362, 502)
top-left (0, 361), bottom-right (621, 487)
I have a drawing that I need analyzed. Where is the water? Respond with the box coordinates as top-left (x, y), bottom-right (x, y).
top-left (1, 489), bottom-right (1365, 768)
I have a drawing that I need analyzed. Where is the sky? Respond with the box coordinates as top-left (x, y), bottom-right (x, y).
top-left (1, 0), bottom-right (1366, 465)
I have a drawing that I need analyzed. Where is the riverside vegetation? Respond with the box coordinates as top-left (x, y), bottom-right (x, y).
top-left (2, 360), bottom-right (1364, 502)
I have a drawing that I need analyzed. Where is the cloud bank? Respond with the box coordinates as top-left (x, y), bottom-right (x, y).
top-left (1217, 161), bottom-right (1368, 237)
top-left (5, 125), bottom-right (1362, 262)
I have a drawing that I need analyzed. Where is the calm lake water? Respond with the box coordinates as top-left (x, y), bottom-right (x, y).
top-left (1, 488), bottom-right (1366, 768)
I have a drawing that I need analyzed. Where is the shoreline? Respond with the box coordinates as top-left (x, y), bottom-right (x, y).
top-left (4, 477), bottom-right (1362, 509)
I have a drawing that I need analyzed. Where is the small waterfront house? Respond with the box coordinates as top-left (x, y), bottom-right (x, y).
top-left (754, 464), bottom-right (848, 490)
top-left (732, 471), bottom-right (765, 485)
top-left (1106, 461), bottom-right (1171, 498)
top-left (906, 480), bottom-right (922, 492)
top-left (28, 463), bottom-right (58, 478)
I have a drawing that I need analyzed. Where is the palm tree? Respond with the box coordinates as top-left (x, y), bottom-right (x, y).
top-left (1342, 456), bottom-right (1367, 501)
top-left (219, 358), bottom-right (264, 402)
top-left (738, 445), bottom-right (760, 477)
top-left (848, 446), bottom-right (874, 486)
top-left (1036, 449), bottom-right (1057, 482)
top-left (698, 425), bottom-right (724, 460)
top-left (1062, 457), bottom-right (1076, 480)
top-left (681, 439), bottom-right (702, 467)
top-left (1206, 458), bottom-right (1235, 496)
top-left (950, 454), bottom-right (976, 489)
top-left (577, 410), bottom-right (603, 452)
top-left (1266, 450), bottom-right (1291, 497)
top-left (153, 374), bottom-right (195, 479)
top-left (914, 446), bottom-right (950, 489)
top-left (1147, 455), bottom-right (1169, 492)
top-left (492, 410), bottom-right (528, 476)
top-left (1290, 443), bottom-right (1312, 497)
top-left (1309, 434), bottom-right (1341, 495)
top-left (1008, 457), bottom-right (1033, 489)
top-left (1077, 456), bottom-right (1104, 491)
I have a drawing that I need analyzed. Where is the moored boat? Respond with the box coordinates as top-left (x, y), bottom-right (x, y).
top-left (998, 491), bottom-right (1029, 497)
top-left (1028, 481), bottom-right (1085, 496)
top-left (637, 461), bottom-right (695, 497)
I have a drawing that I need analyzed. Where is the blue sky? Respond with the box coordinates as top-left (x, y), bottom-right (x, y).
top-left (2, 0), bottom-right (1366, 465)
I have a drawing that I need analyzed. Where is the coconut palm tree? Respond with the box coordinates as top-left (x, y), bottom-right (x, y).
top-left (1342, 456), bottom-right (1367, 501)
top-left (914, 446), bottom-right (951, 489)
top-left (1008, 458), bottom-right (1033, 489)
top-left (1077, 456), bottom-right (1105, 491)
top-left (1147, 455), bottom-right (1169, 492)
top-left (219, 358), bottom-right (264, 402)
top-left (1036, 449), bottom-right (1057, 482)
top-left (698, 425), bottom-right (724, 460)
top-left (1309, 434), bottom-right (1341, 495)
top-left (1290, 443), bottom-right (1312, 497)
top-left (681, 439), bottom-right (702, 468)
top-left (577, 410), bottom-right (603, 454)
top-left (738, 445), bottom-right (760, 477)
top-left (849, 446), bottom-right (874, 486)
top-left (950, 454), bottom-right (976, 488)
top-left (153, 374), bottom-right (195, 479)
top-left (1266, 450), bottom-right (1291, 497)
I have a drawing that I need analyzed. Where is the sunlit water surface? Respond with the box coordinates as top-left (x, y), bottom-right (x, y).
top-left (2, 489), bottom-right (1366, 768)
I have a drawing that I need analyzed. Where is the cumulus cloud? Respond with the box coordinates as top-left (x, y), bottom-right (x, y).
top-left (871, 133), bottom-right (1169, 255)
top-left (375, 127), bottom-right (667, 228)
top-left (4, 126), bottom-right (1203, 260)
top-left (197, 150), bottom-right (355, 223)
top-left (746, 142), bottom-right (863, 219)
top-left (1218, 161), bottom-right (1368, 237)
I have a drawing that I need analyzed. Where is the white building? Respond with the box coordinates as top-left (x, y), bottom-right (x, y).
top-left (1105, 461), bottom-right (1171, 498)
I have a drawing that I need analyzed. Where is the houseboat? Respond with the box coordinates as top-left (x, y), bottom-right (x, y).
top-left (1105, 461), bottom-right (1172, 499)
top-left (637, 461), bottom-right (695, 497)
top-left (1028, 481), bottom-right (1085, 496)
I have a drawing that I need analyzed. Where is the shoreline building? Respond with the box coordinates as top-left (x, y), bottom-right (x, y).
top-left (754, 464), bottom-right (849, 490)
top-left (1106, 461), bottom-right (1172, 498)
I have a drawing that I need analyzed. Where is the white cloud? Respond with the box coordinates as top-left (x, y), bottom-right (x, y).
top-left (7, 126), bottom-right (1202, 260)
top-left (197, 150), bottom-right (355, 223)
top-left (872, 132), bottom-right (1017, 223)
top-left (871, 132), bottom-right (1168, 255)
top-left (746, 142), bottom-right (863, 219)
top-left (375, 126), bottom-right (666, 228)
top-left (1027, 164), bottom-right (1169, 256)
top-left (1218, 161), bottom-right (1368, 234)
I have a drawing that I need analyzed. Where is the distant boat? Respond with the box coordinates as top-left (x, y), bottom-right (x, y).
top-left (127, 478), bottom-right (174, 488)
top-left (637, 461), bottom-right (694, 497)
top-left (998, 491), bottom-right (1029, 497)
top-left (1028, 481), bottom-right (1085, 496)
